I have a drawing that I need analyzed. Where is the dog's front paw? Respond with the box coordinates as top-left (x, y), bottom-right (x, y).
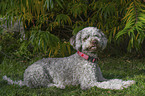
top-left (122, 80), bottom-right (135, 88)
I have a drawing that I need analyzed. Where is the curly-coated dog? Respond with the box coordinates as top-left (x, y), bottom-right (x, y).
top-left (3, 27), bottom-right (135, 90)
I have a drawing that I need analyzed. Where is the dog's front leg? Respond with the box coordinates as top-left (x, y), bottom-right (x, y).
top-left (96, 66), bottom-right (107, 81)
top-left (79, 68), bottom-right (98, 90)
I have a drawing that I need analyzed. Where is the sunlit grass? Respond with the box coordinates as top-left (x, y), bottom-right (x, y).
top-left (0, 57), bottom-right (145, 96)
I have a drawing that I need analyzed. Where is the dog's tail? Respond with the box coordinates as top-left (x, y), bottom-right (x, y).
top-left (95, 79), bottom-right (135, 90)
top-left (3, 75), bottom-right (25, 87)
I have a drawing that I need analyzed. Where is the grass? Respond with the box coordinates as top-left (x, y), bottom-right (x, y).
top-left (0, 56), bottom-right (145, 96)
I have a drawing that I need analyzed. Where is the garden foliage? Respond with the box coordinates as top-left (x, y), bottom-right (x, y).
top-left (0, 0), bottom-right (145, 58)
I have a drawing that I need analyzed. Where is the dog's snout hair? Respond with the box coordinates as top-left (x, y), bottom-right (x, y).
top-left (70, 27), bottom-right (108, 52)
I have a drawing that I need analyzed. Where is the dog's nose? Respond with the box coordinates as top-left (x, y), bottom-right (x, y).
top-left (92, 40), bottom-right (98, 45)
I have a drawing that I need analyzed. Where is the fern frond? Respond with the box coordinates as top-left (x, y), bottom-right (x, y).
top-left (44, 0), bottom-right (54, 10)
top-left (30, 29), bottom-right (60, 54)
top-left (116, 0), bottom-right (145, 51)
top-left (70, 3), bottom-right (87, 18)
top-left (55, 14), bottom-right (72, 27)
top-left (72, 26), bottom-right (84, 35)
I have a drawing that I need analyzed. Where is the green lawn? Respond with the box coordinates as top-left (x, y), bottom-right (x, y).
top-left (0, 57), bottom-right (145, 96)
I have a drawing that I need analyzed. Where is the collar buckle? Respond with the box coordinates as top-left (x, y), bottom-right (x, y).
top-left (88, 56), bottom-right (98, 63)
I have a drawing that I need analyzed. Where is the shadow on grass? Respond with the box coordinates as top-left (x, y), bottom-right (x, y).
top-left (0, 80), bottom-right (8, 88)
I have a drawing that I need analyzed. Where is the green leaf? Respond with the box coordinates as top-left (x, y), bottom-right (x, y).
top-left (55, 14), bottom-right (72, 26)
top-left (0, 46), bottom-right (2, 51)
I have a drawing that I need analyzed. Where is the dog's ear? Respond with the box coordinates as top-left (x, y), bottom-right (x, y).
top-left (100, 32), bottom-right (108, 50)
top-left (70, 35), bottom-right (76, 48)
top-left (70, 31), bottom-right (82, 51)
top-left (75, 31), bottom-right (82, 51)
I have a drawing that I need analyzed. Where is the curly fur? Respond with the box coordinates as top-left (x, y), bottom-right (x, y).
top-left (3, 27), bottom-right (135, 90)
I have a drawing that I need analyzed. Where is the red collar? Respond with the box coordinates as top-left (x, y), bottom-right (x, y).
top-left (77, 51), bottom-right (98, 63)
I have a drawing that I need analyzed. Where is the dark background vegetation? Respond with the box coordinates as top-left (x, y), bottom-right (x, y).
top-left (0, 0), bottom-right (145, 61)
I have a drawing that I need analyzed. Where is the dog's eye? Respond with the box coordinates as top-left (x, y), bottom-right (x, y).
top-left (83, 37), bottom-right (87, 41)
top-left (94, 35), bottom-right (99, 37)
top-left (83, 36), bottom-right (88, 41)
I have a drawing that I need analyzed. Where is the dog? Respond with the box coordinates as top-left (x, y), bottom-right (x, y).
top-left (3, 27), bottom-right (135, 90)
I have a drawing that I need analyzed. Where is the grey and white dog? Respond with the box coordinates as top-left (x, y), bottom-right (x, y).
top-left (3, 27), bottom-right (135, 90)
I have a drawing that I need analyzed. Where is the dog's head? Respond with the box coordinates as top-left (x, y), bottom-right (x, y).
top-left (70, 27), bottom-right (107, 52)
